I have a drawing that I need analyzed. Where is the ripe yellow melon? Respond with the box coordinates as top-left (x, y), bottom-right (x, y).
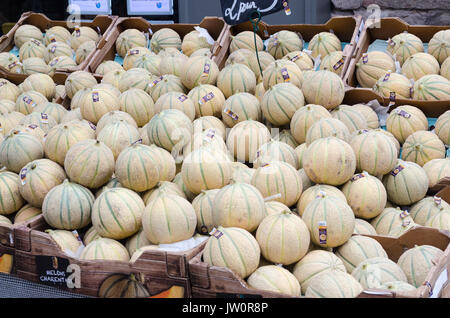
top-left (213, 183), bottom-right (266, 232)
top-left (423, 158), bottom-right (450, 188)
top-left (0, 171), bottom-right (25, 215)
top-left (305, 271), bottom-right (362, 298)
top-left (386, 105), bottom-right (428, 144)
top-left (42, 180), bottom-right (94, 230)
top-left (217, 63), bottom-right (256, 98)
top-left (191, 189), bottom-right (219, 234)
top-left (352, 104), bottom-right (379, 129)
top-left (402, 131), bottom-right (445, 166)
top-left (293, 250), bottom-right (346, 295)
top-left (335, 236), bottom-right (388, 273)
top-left (387, 32), bottom-right (424, 66)
top-left (427, 30), bottom-right (450, 64)
top-left (251, 161), bottom-right (303, 207)
top-left (302, 70), bottom-right (345, 110)
top-left (14, 204), bottom-right (41, 224)
top-left (412, 74), bottom-right (450, 101)
top-left (230, 31), bottom-right (263, 53)
top-left (70, 26), bottom-right (99, 51)
top-left (142, 193), bottom-right (196, 244)
top-left (14, 24), bottom-right (43, 48)
top-left (353, 218), bottom-right (377, 235)
top-left (350, 130), bottom-right (398, 176)
top-left (21, 73), bottom-right (56, 100)
top-left (371, 207), bottom-right (415, 237)
top-left (46, 229), bottom-right (82, 254)
top-left (308, 32), bottom-right (342, 59)
top-left (118, 68), bottom-right (152, 92)
top-left (435, 110), bottom-right (450, 145)
top-left (18, 159), bottom-right (66, 207)
top-left (261, 82), bottom-right (305, 126)
top-left (247, 265), bottom-right (301, 296)
top-left (296, 184), bottom-right (346, 217)
top-left (0, 131), bottom-right (43, 173)
top-left (187, 84), bottom-right (225, 118)
top-left (352, 257), bottom-right (408, 289)
top-left (65, 71), bottom-right (97, 99)
top-left (221, 92), bottom-right (260, 128)
top-left (410, 196), bottom-right (450, 226)
top-left (150, 28), bottom-right (181, 54)
top-left (320, 51), bottom-right (345, 75)
top-left (92, 188), bottom-right (144, 240)
top-left (181, 146), bottom-right (232, 195)
top-left (203, 226), bottom-right (260, 279)
top-left (302, 193), bottom-right (355, 248)
top-left (0, 79), bottom-right (20, 102)
top-left (116, 28), bottom-right (147, 58)
top-left (125, 229), bottom-right (151, 257)
top-left (155, 92), bottom-right (195, 121)
top-left (64, 140), bottom-right (115, 189)
top-left (180, 56), bottom-right (219, 90)
top-left (402, 53), bottom-right (440, 81)
top-left (256, 210), bottom-right (309, 265)
top-left (342, 172), bottom-right (387, 219)
top-left (80, 237), bottom-right (130, 261)
top-left (262, 60), bottom-right (303, 90)
top-left (193, 116), bottom-right (226, 140)
top-left (267, 31), bottom-right (303, 59)
top-left (373, 72), bottom-right (413, 99)
top-left (0, 111), bottom-right (26, 136)
top-left (19, 40), bottom-right (45, 61)
top-left (382, 160), bottom-right (429, 206)
top-left (397, 245), bottom-right (444, 288)
top-left (95, 60), bottom-right (123, 75)
top-left (303, 137), bottom-right (356, 186)
top-left (96, 110), bottom-right (137, 134)
top-left (142, 181), bottom-right (185, 205)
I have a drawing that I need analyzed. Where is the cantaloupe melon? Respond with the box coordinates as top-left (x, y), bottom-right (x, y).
top-left (0, 215), bottom-right (12, 225)
top-left (142, 193), bottom-right (196, 244)
top-left (180, 56), bottom-right (219, 90)
top-left (425, 211), bottom-right (450, 231)
top-left (146, 145), bottom-right (176, 182)
top-left (213, 182), bottom-right (266, 232)
top-left (95, 60), bottom-right (123, 75)
top-left (23, 57), bottom-right (53, 76)
top-left (293, 250), bottom-right (346, 295)
top-left (193, 116), bottom-right (226, 140)
top-left (96, 178), bottom-right (122, 199)
top-left (0, 131), bottom-right (43, 173)
top-left (397, 245), bottom-right (444, 288)
top-left (42, 179), bottom-right (94, 230)
top-left (298, 168), bottom-right (314, 192)
top-left (182, 129), bottom-right (227, 158)
top-left (291, 105), bottom-right (331, 145)
top-left (83, 226), bottom-right (101, 245)
top-left (158, 53), bottom-right (188, 77)
top-left (331, 105), bottom-right (368, 133)
top-left (320, 51), bottom-right (345, 76)
top-left (352, 257), bottom-right (408, 289)
top-left (203, 226), bottom-right (260, 279)
top-left (382, 159), bottom-right (429, 205)
top-left (116, 29), bottom-right (147, 58)
top-left (146, 74), bottom-right (186, 102)
top-left (75, 40), bottom-right (96, 65)
top-left (98, 273), bottom-right (149, 298)
top-left (44, 41), bottom-right (73, 64)
top-left (21, 73), bottom-right (56, 100)
top-left (181, 30), bottom-right (213, 57)
top-left (118, 68), bottom-right (152, 92)
top-left (441, 57), bottom-right (450, 80)
top-left (217, 63), bottom-right (256, 98)
top-left (412, 74), bottom-right (450, 101)
top-left (15, 90), bottom-right (48, 115)
top-left (79, 88), bottom-right (121, 125)
top-left (187, 84), bottom-right (225, 119)
top-left (247, 265), bottom-right (301, 296)
top-left (423, 158), bottom-right (450, 188)
top-left (150, 28), bottom-right (181, 54)
top-left (353, 218), bottom-right (377, 235)
top-left (46, 229), bottom-right (82, 254)
top-left (342, 172), bottom-right (387, 219)
top-left (13, 124), bottom-right (45, 147)
top-left (230, 31), bottom-right (263, 53)
top-left (302, 193), bottom-right (355, 248)
top-left (275, 129), bottom-right (299, 149)
top-left (44, 26), bottom-right (71, 46)
top-left (80, 237), bottom-right (130, 261)
top-left (70, 26), bottom-right (99, 51)
top-left (401, 131), bottom-right (445, 166)
top-left (251, 161), bottom-right (302, 207)
top-left (371, 207), bottom-right (415, 237)
top-left (302, 70), bottom-right (345, 110)
top-left (95, 110), bottom-right (138, 134)
top-left (410, 196), bottom-right (450, 226)
top-left (173, 172), bottom-right (195, 202)
top-left (253, 140), bottom-right (298, 170)
top-left (426, 30), bottom-right (450, 65)
top-left (154, 92), bottom-right (195, 121)
top-left (335, 236), bottom-right (388, 273)
top-left (261, 82), bottom-right (305, 126)
top-left (248, 51), bottom-right (276, 75)
top-left (0, 100), bottom-right (15, 113)
top-left (226, 48), bottom-right (253, 68)
top-left (308, 32), bottom-right (342, 59)
top-left (18, 158), bottom-right (66, 207)
top-left (114, 143), bottom-right (160, 192)
top-left (0, 111), bottom-right (26, 136)
top-left (142, 181), bottom-right (185, 205)
top-left (402, 53), bottom-right (440, 81)
top-left (92, 187), bottom-right (144, 240)
top-left (386, 105), bottom-right (428, 144)
top-left (282, 51), bottom-right (314, 72)
top-left (264, 201), bottom-right (290, 216)
top-left (0, 79), bottom-right (20, 102)
top-left (262, 60), bottom-right (303, 90)
top-left (64, 140), bottom-right (115, 189)
top-left (191, 48), bottom-right (213, 58)
top-left (373, 72), bottom-right (413, 99)
top-left (181, 146), bottom-right (232, 194)
top-left (103, 69), bottom-right (126, 89)
top-left (352, 104), bottom-right (379, 129)
top-left (305, 271), bottom-right (362, 298)
top-left (387, 32), bottom-right (424, 66)
top-left (19, 40), bottom-right (45, 61)
top-left (97, 120), bottom-right (141, 160)
top-left (33, 102), bottom-right (67, 124)
top-left (125, 229), bottom-right (151, 257)
top-left (221, 92), bottom-right (260, 128)
top-left (19, 112), bottom-right (57, 133)
top-left (296, 184), bottom-right (346, 217)
top-left (14, 204), bottom-right (41, 224)
top-left (65, 71), bottom-right (97, 99)
top-left (267, 31), bottom-right (303, 59)
top-left (0, 171), bottom-right (25, 215)
top-left (14, 24), bottom-right (43, 48)
top-left (190, 189), bottom-right (219, 235)
top-left (303, 137), bottom-right (356, 186)
top-left (434, 110), bottom-right (450, 145)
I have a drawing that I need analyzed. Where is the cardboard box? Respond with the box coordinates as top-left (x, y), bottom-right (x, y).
top-left (215, 16), bottom-right (363, 74)
top-left (343, 18), bottom-right (450, 117)
top-left (13, 214), bottom-right (205, 298)
top-left (0, 12), bottom-right (118, 79)
top-left (87, 16), bottom-right (228, 75)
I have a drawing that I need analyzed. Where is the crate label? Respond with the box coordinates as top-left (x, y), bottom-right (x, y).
top-left (395, 109), bottom-right (411, 119)
top-left (362, 53), bottom-right (369, 64)
top-left (19, 168), bottom-right (27, 185)
top-left (35, 255), bottom-right (71, 287)
top-left (282, 0), bottom-right (291, 15)
top-left (199, 92), bottom-right (215, 105)
top-left (390, 164), bottom-right (405, 177)
top-left (318, 221), bottom-right (327, 244)
top-left (148, 76), bottom-right (164, 88)
top-left (280, 67), bottom-right (290, 82)
top-left (40, 113), bottom-right (49, 124)
top-left (223, 108), bottom-right (239, 121)
top-left (177, 94), bottom-right (188, 102)
top-left (202, 62), bottom-right (211, 77)
top-left (333, 58), bottom-right (345, 70)
top-left (92, 91), bottom-right (100, 102)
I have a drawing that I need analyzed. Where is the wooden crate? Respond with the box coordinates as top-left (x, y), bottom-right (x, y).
top-left (87, 16), bottom-right (228, 75)
top-left (343, 18), bottom-right (450, 117)
top-left (214, 16), bottom-right (363, 75)
top-left (188, 227), bottom-right (449, 298)
top-left (0, 11), bottom-right (118, 79)
top-left (13, 214), bottom-right (205, 298)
